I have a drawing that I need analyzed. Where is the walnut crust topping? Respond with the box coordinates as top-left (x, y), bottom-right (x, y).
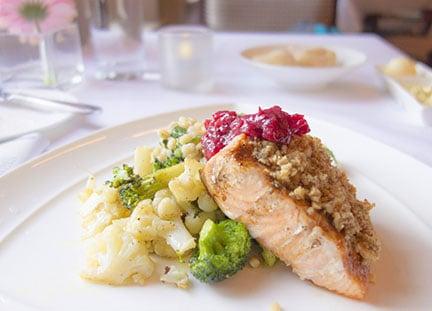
top-left (252, 135), bottom-right (381, 264)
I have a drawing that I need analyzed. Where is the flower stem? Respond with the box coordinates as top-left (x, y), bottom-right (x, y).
top-left (36, 22), bottom-right (57, 86)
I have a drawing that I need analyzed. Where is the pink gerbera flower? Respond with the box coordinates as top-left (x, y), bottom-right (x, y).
top-left (0, 0), bottom-right (77, 34)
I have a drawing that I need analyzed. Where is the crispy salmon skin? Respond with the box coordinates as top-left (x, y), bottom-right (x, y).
top-left (201, 134), bottom-right (380, 299)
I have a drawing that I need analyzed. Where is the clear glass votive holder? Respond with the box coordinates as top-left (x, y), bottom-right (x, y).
top-left (159, 26), bottom-right (213, 92)
top-left (0, 24), bottom-right (84, 89)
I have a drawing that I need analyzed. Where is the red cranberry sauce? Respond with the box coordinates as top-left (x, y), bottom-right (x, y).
top-left (201, 106), bottom-right (310, 159)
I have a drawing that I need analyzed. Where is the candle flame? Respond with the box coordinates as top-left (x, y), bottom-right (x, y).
top-left (178, 41), bottom-right (193, 59)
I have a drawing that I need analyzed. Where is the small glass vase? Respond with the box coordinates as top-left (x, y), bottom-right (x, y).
top-left (0, 24), bottom-right (85, 90)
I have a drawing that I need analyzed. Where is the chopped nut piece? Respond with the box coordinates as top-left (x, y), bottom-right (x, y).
top-left (249, 257), bottom-right (261, 268)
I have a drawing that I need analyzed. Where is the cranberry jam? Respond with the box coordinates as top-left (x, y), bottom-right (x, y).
top-left (201, 106), bottom-right (310, 159)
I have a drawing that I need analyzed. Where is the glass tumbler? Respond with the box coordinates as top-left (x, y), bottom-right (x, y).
top-left (159, 26), bottom-right (213, 92)
top-left (88, 0), bottom-right (145, 79)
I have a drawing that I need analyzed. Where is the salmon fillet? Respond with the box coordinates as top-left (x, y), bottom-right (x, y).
top-left (201, 134), bottom-right (378, 299)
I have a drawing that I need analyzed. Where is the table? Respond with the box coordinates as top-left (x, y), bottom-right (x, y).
top-left (53, 33), bottom-right (432, 167)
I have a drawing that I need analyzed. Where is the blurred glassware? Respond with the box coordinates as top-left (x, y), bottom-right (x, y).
top-left (74, 0), bottom-right (92, 48)
top-left (88, 0), bottom-right (145, 80)
top-left (159, 25), bottom-right (213, 92)
top-left (0, 24), bottom-right (85, 90)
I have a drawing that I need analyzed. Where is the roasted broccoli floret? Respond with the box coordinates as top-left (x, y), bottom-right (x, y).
top-left (108, 164), bottom-right (135, 188)
top-left (117, 182), bottom-right (144, 210)
top-left (108, 163), bottom-right (184, 209)
top-left (261, 248), bottom-right (277, 267)
top-left (189, 219), bottom-right (251, 283)
top-left (153, 147), bottom-right (183, 171)
top-left (170, 126), bottom-right (187, 138)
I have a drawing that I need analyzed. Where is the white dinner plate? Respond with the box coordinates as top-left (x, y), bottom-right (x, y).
top-left (0, 104), bottom-right (431, 311)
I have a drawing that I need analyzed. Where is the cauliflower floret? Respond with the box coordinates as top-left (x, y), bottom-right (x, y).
top-left (80, 184), bottom-right (130, 239)
top-left (134, 146), bottom-right (153, 177)
top-left (123, 199), bottom-right (194, 256)
top-left (152, 239), bottom-right (177, 258)
top-left (160, 265), bottom-right (190, 289)
top-left (81, 219), bottom-right (154, 285)
top-left (197, 192), bottom-right (218, 212)
top-left (125, 200), bottom-right (194, 255)
top-left (169, 159), bottom-right (205, 202)
top-left (184, 210), bottom-right (216, 235)
top-left (165, 217), bottom-right (196, 255)
top-left (79, 175), bottom-right (96, 203)
top-left (153, 189), bottom-right (182, 220)
top-left (125, 199), bottom-right (175, 241)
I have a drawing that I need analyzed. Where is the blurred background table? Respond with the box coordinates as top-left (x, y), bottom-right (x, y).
top-left (56, 32), bottom-right (432, 166)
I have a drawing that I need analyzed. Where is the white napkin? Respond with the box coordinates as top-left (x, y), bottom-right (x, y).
top-left (0, 99), bottom-right (71, 143)
top-left (0, 133), bottom-right (50, 176)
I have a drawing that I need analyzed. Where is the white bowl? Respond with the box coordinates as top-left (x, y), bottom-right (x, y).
top-left (240, 44), bottom-right (366, 91)
top-left (377, 63), bottom-right (432, 126)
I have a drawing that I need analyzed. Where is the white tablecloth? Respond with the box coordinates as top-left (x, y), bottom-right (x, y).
top-left (55, 33), bottom-right (432, 167)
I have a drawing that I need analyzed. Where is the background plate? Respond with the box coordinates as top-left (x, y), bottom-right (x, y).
top-left (0, 104), bottom-right (431, 310)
